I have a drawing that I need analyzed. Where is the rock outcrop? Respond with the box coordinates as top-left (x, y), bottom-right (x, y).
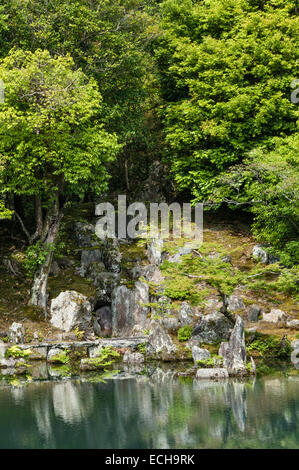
top-left (196, 368), bottom-right (229, 379)
top-left (93, 306), bottom-right (112, 337)
top-left (191, 346), bottom-right (211, 364)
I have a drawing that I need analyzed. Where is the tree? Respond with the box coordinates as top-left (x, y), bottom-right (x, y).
top-left (0, 49), bottom-right (119, 313)
top-left (154, 0), bottom-right (298, 254)
top-left (0, 0), bottom-right (161, 189)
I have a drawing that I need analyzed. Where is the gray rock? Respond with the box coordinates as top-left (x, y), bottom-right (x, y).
top-left (0, 341), bottom-right (7, 359)
top-left (252, 245), bottom-right (279, 265)
top-left (148, 321), bottom-right (177, 360)
top-left (8, 322), bottom-right (25, 344)
top-left (88, 337), bottom-right (147, 358)
top-left (262, 309), bottom-right (287, 323)
top-left (287, 319), bottom-right (299, 329)
top-left (168, 243), bottom-right (195, 264)
top-left (196, 368), bottom-right (229, 379)
top-left (111, 281), bottom-right (149, 336)
top-left (250, 356), bottom-right (256, 375)
top-left (192, 346), bottom-right (211, 364)
top-left (93, 306), bottom-right (112, 337)
top-left (248, 305), bottom-right (261, 322)
top-left (94, 272), bottom-right (120, 304)
top-left (147, 239), bottom-right (166, 266)
top-left (228, 295), bottom-right (245, 312)
top-left (123, 352), bottom-right (145, 363)
top-left (50, 291), bottom-right (92, 332)
top-left (73, 222), bottom-right (96, 247)
top-left (0, 357), bottom-right (16, 369)
top-left (219, 315), bottom-right (247, 376)
top-left (222, 255), bottom-right (232, 264)
top-left (192, 312), bottom-right (232, 344)
top-left (102, 237), bottom-right (122, 273)
top-left (80, 249), bottom-right (102, 276)
top-left (291, 340), bottom-right (299, 350)
top-left (179, 302), bottom-right (194, 326)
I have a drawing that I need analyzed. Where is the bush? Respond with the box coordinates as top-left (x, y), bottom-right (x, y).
top-left (178, 325), bottom-right (192, 342)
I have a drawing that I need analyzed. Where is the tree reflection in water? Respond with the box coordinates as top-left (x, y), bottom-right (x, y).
top-left (0, 369), bottom-right (299, 449)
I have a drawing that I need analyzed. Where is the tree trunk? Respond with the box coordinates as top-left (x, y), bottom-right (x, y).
top-left (28, 198), bottom-right (63, 316)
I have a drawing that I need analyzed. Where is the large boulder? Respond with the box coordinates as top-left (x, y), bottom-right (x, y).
top-left (93, 272), bottom-right (120, 304)
top-left (192, 346), bottom-right (211, 364)
top-left (192, 312), bottom-right (232, 344)
top-left (148, 321), bottom-right (177, 360)
top-left (262, 309), bottom-right (287, 323)
top-left (219, 315), bottom-right (247, 376)
top-left (111, 281), bottom-right (149, 335)
top-left (287, 319), bottom-right (299, 329)
top-left (50, 291), bottom-right (92, 333)
top-left (8, 322), bottom-right (25, 344)
top-left (168, 243), bottom-right (195, 264)
top-left (93, 306), bottom-right (112, 337)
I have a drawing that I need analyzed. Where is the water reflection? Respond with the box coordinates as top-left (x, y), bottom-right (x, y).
top-left (0, 369), bottom-right (299, 448)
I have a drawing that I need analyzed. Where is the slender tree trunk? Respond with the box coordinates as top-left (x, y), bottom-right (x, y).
top-left (29, 196), bottom-right (43, 244)
top-left (124, 158), bottom-right (130, 190)
top-left (28, 197), bottom-right (63, 316)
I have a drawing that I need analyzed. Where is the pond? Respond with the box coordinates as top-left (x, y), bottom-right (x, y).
top-left (0, 367), bottom-right (299, 449)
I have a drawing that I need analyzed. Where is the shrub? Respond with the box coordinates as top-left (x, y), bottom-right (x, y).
top-left (178, 326), bottom-right (192, 342)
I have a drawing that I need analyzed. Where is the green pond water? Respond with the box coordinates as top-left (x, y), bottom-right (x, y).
top-left (0, 367), bottom-right (299, 449)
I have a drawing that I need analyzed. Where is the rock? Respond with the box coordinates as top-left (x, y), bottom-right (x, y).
top-left (252, 245), bottom-right (279, 265)
top-left (219, 316), bottom-right (247, 376)
top-left (0, 357), bottom-right (16, 369)
top-left (192, 312), bottom-right (232, 344)
top-left (291, 340), bottom-right (299, 350)
top-left (160, 316), bottom-right (180, 332)
top-left (148, 321), bottom-right (177, 360)
top-left (50, 291), bottom-right (92, 333)
top-left (196, 368), bottom-right (229, 379)
top-left (287, 319), bottom-right (299, 329)
top-left (8, 322), bottom-right (25, 344)
top-left (93, 306), bottom-right (112, 337)
top-left (262, 309), bottom-right (287, 323)
top-left (79, 249), bottom-right (102, 276)
top-left (222, 255), bottom-right (232, 264)
top-left (248, 305), bottom-right (261, 322)
top-left (228, 295), bottom-right (245, 312)
top-left (250, 356), bottom-right (256, 375)
top-left (73, 222), bottom-right (96, 247)
top-left (88, 337), bottom-right (147, 358)
top-left (179, 302), bottom-right (194, 326)
top-left (123, 352), bottom-right (145, 363)
top-left (147, 239), bottom-right (166, 266)
top-left (111, 281), bottom-right (149, 336)
top-left (192, 346), bottom-right (211, 364)
top-left (94, 272), bottom-right (120, 304)
top-left (102, 237), bottom-right (122, 273)
top-left (47, 348), bottom-right (67, 363)
top-left (0, 341), bottom-right (7, 359)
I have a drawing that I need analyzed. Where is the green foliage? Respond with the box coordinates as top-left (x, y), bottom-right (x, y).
top-left (6, 346), bottom-right (32, 359)
top-left (24, 242), bottom-right (56, 277)
top-left (178, 325), bottom-right (193, 342)
top-left (86, 347), bottom-right (121, 369)
top-left (50, 350), bottom-right (70, 365)
top-left (155, 0), bottom-right (299, 257)
top-left (197, 354), bottom-right (223, 368)
top-left (246, 334), bottom-right (292, 358)
top-left (137, 343), bottom-right (147, 354)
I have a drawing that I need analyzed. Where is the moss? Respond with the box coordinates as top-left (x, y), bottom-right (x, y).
top-left (177, 325), bottom-right (193, 342)
top-left (6, 346), bottom-right (32, 359)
